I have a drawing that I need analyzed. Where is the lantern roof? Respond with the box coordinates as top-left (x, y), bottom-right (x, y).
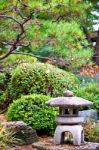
top-left (46, 91), bottom-right (93, 107)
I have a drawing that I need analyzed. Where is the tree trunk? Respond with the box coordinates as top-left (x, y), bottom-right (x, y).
top-left (95, 29), bottom-right (99, 65)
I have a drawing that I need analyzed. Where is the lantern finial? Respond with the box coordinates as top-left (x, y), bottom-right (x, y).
top-left (64, 90), bottom-right (73, 97)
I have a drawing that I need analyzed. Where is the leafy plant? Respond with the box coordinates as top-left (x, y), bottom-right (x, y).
top-left (0, 122), bottom-right (20, 149)
top-left (74, 83), bottom-right (99, 110)
top-left (84, 119), bottom-right (99, 142)
top-left (0, 62), bottom-right (79, 111)
top-left (6, 62), bottom-right (78, 102)
top-left (7, 94), bottom-right (57, 135)
top-left (1, 54), bottom-right (37, 69)
top-left (0, 73), bottom-right (7, 91)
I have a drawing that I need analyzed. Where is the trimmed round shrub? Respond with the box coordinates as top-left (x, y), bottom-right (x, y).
top-left (74, 83), bottom-right (99, 110)
top-left (0, 55), bottom-right (36, 110)
top-left (7, 62), bottom-right (79, 101)
top-left (7, 94), bottom-right (57, 134)
top-left (2, 54), bottom-right (37, 68)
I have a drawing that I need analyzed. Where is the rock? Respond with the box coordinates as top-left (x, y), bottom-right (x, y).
top-left (32, 141), bottom-right (99, 150)
top-left (97, 112), bottom-right (99, 120)
top-left (79, 109), bottom-right (98, 123)
top-left (96, 145), bottom-right (99, 150)
top-left (4, 121), bottom-right (38, 145)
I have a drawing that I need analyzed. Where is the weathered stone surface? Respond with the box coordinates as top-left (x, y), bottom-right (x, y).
top-left (32, 141), bottom-right (99, 150)
top-left (4, 121), bottom-right (38, 145)
top-left (54, 125), bottom-right (84, 146)
top-left (64, 90), bottom-right (74, 97)
top-left (96, 145), bottom-right (99, 150)
top-left (56, 116), bottom-right (84, 124)
top-left (46, 92), bottom-right (94, 147)
top-left (46, 97), bottom-right (93, 107)
top-left (32, 142), bottom-right (68, 150)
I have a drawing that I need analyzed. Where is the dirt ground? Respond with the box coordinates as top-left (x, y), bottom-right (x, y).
top-left (6, 145), bottom-right (37, 150)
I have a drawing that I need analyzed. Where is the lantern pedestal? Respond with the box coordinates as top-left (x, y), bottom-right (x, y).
top-left (54, 125), bottom-right (84, 146)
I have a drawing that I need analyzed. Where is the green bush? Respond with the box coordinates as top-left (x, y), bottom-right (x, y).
top-left (0, 72), bottom-right (12, 111)
top-left (0, 73), bottom-right (7, 91)
top-left (0, 55), bottom-right (36, 111)
top-left (0, 73), bottom-right (8, 111)
top-left (2, 54), bottom-right (37, 68)
top-left (74, 83), bottom-right (99, 110)
top-left (7, 62), bottom-right (78, 101)
top-left (7, 94), bottom-right (57, 135)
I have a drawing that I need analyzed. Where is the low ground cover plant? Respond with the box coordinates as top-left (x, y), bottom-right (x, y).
top-left (7, 94), bottom-right (57, 135)
top-left (84, 119), bottom-right (99, 142)
top-left (0, 122), bottom-right (20, 149)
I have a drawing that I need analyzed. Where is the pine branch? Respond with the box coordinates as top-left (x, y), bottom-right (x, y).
top-left (0, 6), bottom-right (52, 61)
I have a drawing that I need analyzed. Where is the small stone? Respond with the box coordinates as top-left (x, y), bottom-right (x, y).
top-left (64, 90), bottom-right (74, 97)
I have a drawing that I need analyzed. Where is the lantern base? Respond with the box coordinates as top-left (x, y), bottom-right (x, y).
top-left (54, 125), bottom-right (84, 146)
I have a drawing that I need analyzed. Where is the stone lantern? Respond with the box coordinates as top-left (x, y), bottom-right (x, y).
top-left (46, 90), bottom-right (93, 146)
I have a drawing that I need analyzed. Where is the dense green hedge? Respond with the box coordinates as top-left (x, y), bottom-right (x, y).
top-left (0, 73), bottom-right (8, 109)
top-left (2, 54), bottom-right (37, 68)
top-left (7, 62), bottom-right (78, 100)
top-left (7, 94), bottom-right (57, 135)
top-left (74, 83), bottom-right (99, 110)
top-left (0, 55), bottom-right (36, 110)
top-left (0, 73), bottom-right (6, 91)
top-left (0, 62), bottom-right (79, 110)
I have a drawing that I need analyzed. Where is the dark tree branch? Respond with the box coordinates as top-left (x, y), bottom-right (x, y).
top-left (0, 6), bottom-right (52, 61)
top-left (0, 15), bottom-right (21, 25)
top-left (11, 52), bottom-right (70, 67)
top-left (0, 41), bottom-right (29, 47)
top-left (0, 15), bottom-right (25, 60)
top-left (94, 29), bottom-right (99, 65)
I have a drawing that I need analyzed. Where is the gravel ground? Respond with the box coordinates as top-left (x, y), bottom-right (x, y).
top-left (32, 136), bottom-right (99, 150)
